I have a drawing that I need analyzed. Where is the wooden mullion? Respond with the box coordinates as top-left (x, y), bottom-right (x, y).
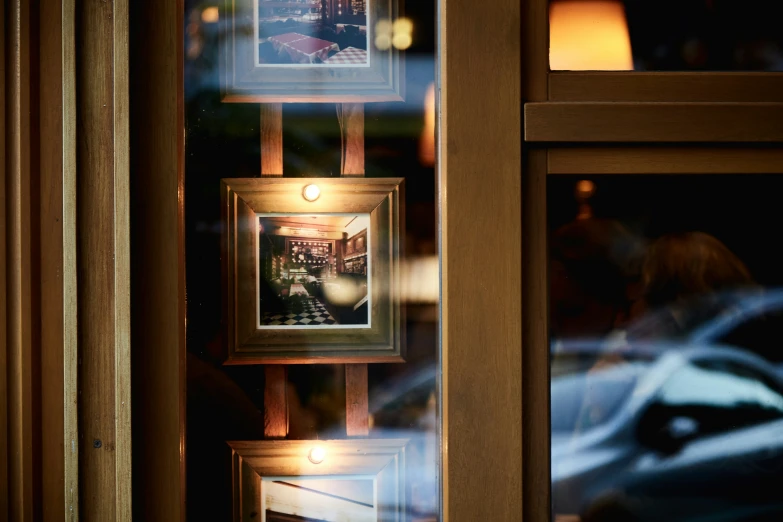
top-left (261, 103), bottom-right (288, 439)
top-left (341, 102), bottom-right (370, 437)
top-left (341, 103), bottom-right (364, 177)
top-left (261, 104), bottom-right (283, 177)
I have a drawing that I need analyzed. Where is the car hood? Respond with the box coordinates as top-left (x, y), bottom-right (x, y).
top-left (551, 431), bottom-right (634, 483)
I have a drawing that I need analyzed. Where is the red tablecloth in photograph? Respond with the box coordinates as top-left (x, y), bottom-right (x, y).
top-left (284, 37), bottom-right (340, 64)
top-left (266, 32), bottom-right (341, 64)
top-left (268, 32), bottom-right (308, 51)
top-left (324, 47), bottom-right (368, 65)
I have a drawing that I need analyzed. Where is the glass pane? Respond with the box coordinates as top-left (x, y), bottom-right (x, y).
top-left (549, 0), bottom-right (783, 71)
top-left (549, 174), bottom-right (783, 522)
top-left (184, 0), bottom-right (439, 520)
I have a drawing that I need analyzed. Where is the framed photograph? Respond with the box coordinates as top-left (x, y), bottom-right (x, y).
top-left (220, 0), bottom-right (404, 102)
top-left (228, 439), bottom-right (408, 522)
top-left (221, 177), bottom-right (404, 363)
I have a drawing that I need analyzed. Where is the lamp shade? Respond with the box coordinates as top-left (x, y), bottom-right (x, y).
top-left (550, 0), bottom-right (634, 71)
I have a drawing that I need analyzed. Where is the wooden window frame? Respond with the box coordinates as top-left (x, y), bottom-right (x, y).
top-left (523, 2), bottom-right (783, 522)
top-left (130, 0), bottom-right (523, 521)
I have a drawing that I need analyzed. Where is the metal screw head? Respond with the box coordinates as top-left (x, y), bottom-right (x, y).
top-left (93, 439), bottom-right (102, 449)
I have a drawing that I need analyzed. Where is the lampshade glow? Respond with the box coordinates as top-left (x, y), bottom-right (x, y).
top-left (549, 1), bottom-right (633, 71)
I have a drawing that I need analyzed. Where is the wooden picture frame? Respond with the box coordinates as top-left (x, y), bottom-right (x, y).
top-left (228, 439), bottom-right (408, 522)
top-left (221, 177), bottom-right (405, 364)
top-left (220, 0), bottom-right (405, 102)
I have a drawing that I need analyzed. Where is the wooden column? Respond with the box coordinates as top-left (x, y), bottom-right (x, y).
top-left (40, 0), bottom-right (79, 519)
top-left (5, 0), bottom-right (36, 518)
top-left (261, 104), bottom-right (283, 177)
top-left (0, 0), bottom-right (8, 511)
top-left (263, 366), bottom-right (289, 439)
top-left (261, 103), bottom-right (289, 438)
top-left (340, 104), bottom-right (365, 177)
top-left (129, 0), bottom-right (186, 520)
top-left (442, 0), bottom-right (523, 516)
top-left (341, 103), bottom-right (370, 437)
top-left (77, 0), bottom-right (132, 519)
top-left (345, 364), bottom-right (369, 436)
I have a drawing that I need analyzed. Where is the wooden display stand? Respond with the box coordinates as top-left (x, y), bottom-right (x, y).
top-left (261, 102), bottom-right (370, 439)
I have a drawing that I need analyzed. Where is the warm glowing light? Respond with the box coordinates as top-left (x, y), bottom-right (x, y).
top-left (308, 446), bottom-right (326, 464)
top-left (392, 33), bottom-right (412, 50)
top-left (375, 19), bottom-right (393, 35)
top-left (575, 180), bottom-right (595, 199)
top-left (419, 82), bottom-right (435, 167)
top-left (375, 20), bottom-right (393, 50)
top-left (201, 6), bottom-right (219, 23)
top-left (392, 18), bottom-right (413, 35)
top-left (302, 184), bottom-right (321, 202)
top-left (375, 34), bottom-right (392, 51)
top-left (549, 1), bottom-right (633, 71)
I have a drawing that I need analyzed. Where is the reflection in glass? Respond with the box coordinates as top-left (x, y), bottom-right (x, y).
top-left (185, 0), bottom-right (438, 518)
top-left (550, 175), bottom-right (783, 522)
top-left (550, 0), bottom-right (783, 71)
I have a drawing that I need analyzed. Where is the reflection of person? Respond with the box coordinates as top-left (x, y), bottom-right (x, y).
top-left (550, 218), bottom-right (646, 341)
top-left (624, 232), bottom-right (757, 341)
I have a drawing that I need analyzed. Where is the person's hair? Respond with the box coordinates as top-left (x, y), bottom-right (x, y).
top-left (642, 231), bottom-right (754, 308)
top-left (551, 218), bottom-right (646, 307)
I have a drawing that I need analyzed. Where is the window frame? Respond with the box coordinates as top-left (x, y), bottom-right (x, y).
top-left (522, 1), bottom-right (783, 522)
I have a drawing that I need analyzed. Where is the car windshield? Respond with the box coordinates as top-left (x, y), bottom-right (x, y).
top-left (551, 360), bottom-right (650, 434)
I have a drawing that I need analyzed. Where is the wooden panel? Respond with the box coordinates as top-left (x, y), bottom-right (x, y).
top-left (39, 0), bottom-right (79, 519)
top-left (522, 148), bottom-right (550, 522)
top-left (523, 0), bottom-right (549, 102)
top-left (441, 0), bottom-right (522, 519)
top-left (6, 0), bottom-right (36, 519)
top-left (548, 147), bottom-right (783, 174)
top-left (345, 365), bottom-right (369, 436)
top-left (264, 366), bottom-right (289, 439)
top-left (526, 103), bottom-right (783, 142)
top-left (261, 104), bottom-right (283, 176)
top-left (549, 72), bottom-right (783, 102)
top-left (77, 0), bottom-right (132, 519)
top-left (1, 0), bottom-right (8, 515)
top-left (128, 0), bottom-right (186, 520)
top-left (340, 104), bottom-right (365, 176)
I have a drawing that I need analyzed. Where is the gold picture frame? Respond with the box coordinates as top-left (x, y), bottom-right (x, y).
top-left (221, 177), bottom-right (405, 364)
top-left (220, 0), bottom-right (405, 103)
top-left (228, 439), bottom-right (408, 522)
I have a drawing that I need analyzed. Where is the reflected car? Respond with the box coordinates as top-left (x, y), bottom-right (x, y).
top-left (552, 345), bottom-right (783, 521)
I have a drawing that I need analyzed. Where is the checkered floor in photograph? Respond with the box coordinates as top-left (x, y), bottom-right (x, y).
top-left (260, 299), bottom-right (337, 326)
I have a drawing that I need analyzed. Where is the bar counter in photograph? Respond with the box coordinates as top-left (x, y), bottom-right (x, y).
top-left (257, 214), bottom-right (370, 327)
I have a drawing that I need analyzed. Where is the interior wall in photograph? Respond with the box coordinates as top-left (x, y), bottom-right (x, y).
top-left (257, 0), bottom-right (369, 66)
top-left (258, 214), bottom-right (371, 328)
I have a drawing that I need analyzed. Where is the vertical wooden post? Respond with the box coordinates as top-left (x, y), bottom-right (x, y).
top-left (0, 0), bottom-right (8, 511)
top-left (261, 104), bottom-right (283, 177)
top-left (263, 366), bottom-right (289, 439)
top-left (40, 0), bottom-right (79, 519)
top-left (77, 0), bottom-right (132, 519)
top-left (129, 0), bottom-right (186, 519)
top-left (341, 102), bottom-right (370, 436)
top-left (6, 0), bottom-right (36, 518)
top-left (345, 364), bottom-right (369, 436)
top-left (341, 104), bottom-right (365, 176)
top-left (261, 103), bottom-right (289, 438)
